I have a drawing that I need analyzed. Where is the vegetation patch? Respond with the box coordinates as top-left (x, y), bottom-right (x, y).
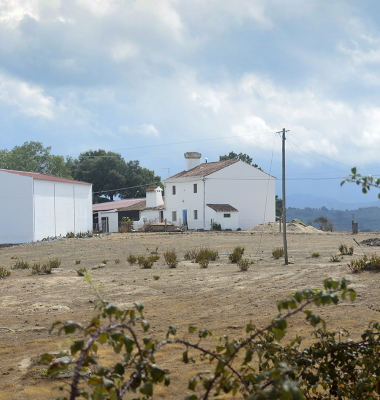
top-left (330, 255), bottom-right (341, 263)
top-left (272, 247), bottom-right (284, 259)
top-left (76, 268), bottom-right (88, 276)
top-left (348, 254), bottom-right (380, 273)
top-left (229, 246), bottom-right (245, 263)
top-left (237, 258), bottom-right (250, 271)
top-left (0, 267), bottom-right (11, 279)
top-left (138, 256), bottom-right (154, 269)
top-left (127, 254), bottom-right (137, 264)
top-left (164, 250), bottom-right (178, 268)
top-left (195, 248), bottom-right (218, 264)
top-left (31, 263), bottom-right (52, 275)
top-left (311, 252), bottom-right (320, 258)
top-left (339, 243), bottom-right (354, 255)
top-left (13, 260), bottom-right (30, 270)
top-left (48, 258), bottom-right (61, 268)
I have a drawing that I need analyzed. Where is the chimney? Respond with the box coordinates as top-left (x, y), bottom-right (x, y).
top-left (146, 187), bottom-right (164, 208)
top-left (184, 152), bottom-right (201, 171)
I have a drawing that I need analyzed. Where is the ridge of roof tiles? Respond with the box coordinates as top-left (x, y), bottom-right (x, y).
top-left (0, 169), bottom-right (91, 185)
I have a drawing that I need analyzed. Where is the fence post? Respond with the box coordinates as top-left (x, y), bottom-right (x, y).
top-left (279, 218), bottom-right (281, 233)
top-left (211, 219), bottom-right (213, 231)
top-left (165, 218), bottom-right (167, 232)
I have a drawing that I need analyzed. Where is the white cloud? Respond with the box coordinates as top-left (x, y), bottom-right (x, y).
top-left (120, 123), bottom-right (159, 137)
top-left (0, 73), bottom-right (55, 119)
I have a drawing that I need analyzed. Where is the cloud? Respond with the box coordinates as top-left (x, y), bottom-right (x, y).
top-left (0, 72), bottom-right (55, 119)
top-left (120, 123), bottom-right (160, 137)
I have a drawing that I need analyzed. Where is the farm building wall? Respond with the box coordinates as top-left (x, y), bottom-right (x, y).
top-left (97, 210), bottom-right (119, 233)
top-left (207, 209), bottom-right (239, 230)
top-left (0, 171), bottom-right (34, 244)
top-left (33, 180), bottom-right (92, 240)
top-left (164, 178), bottom-right (205, 230)
top-left (205, 162), bottom-right (275, 230)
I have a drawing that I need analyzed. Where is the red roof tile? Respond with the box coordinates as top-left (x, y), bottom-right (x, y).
top-left (0, 169), bottom-right (91, 185)
top-left (93, 198), bottom-right (146, 212)
top-left (167, 159), bottom-right (238, 179)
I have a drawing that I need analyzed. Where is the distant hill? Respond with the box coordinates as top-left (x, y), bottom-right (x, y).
top-left (285, 206), bottom-right (380, 232)
top-left (287, 193), bottom-right (380, 210)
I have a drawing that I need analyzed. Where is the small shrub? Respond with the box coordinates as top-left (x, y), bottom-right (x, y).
top-left (13, 260), bottom-right (30, 269)
top-left (339, 244), bottom-right (354, 255)
top-left (184, 248), bottom-right (199, 260)
top-left (10, 256), bottom-right (17, 260)
top-left (195, 248), bottom-right (218, 263)
top-left (330, 255), bottom-right (341, 262)
top-left (348, 255), bottom-right (380, 273)
top-left (66, 231), bottom-right (75, 238)
top-left (237, 258), bottom-right (250, 271)
top-left (164, 250), bottom-right (178, 268)
top-left (48, 258), bottom-right (61, 268)
top-left (101, 259), bottom-right (107, 264)
top-left (311, 252), bottom-right (320, 258)
top-left (31, 263), bottom-right (52, 275)
top-left (199, 259), bottom-right (209, 268)
top-left (138, 256), bottom-right (153, 269)
top-left (127, 254), bottom-right (137, 264)
top-left (237, 227), bottom-right (242, 231)
top-left (153, 275), bottom-right (160, 280)
top-left (229, 247), bottom-right (245, 263)
top-left (212, 222), bottom-right (221, 231)
top-left (0, 267), bottom-right (11, 279)
top-left (272, 247), bottom-right (284, 259)
top-left (76, 268), bottom-right (88, 276)
top-left (115, 259), bottom-right (120, 264)
top-left (75, 260), bottom-right (81, 265)
top-left (149, 255), bottom-right (160, 263)
top-left (150, 247), bottom-right (159, 254)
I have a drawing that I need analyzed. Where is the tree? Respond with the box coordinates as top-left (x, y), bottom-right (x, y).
top-left (275, 195), bottom-right (283, 217)
top-left (0, 141), bottom-right (72, 178)
top-left (314, 216), bottom-right (334, 231)
top-left (71, 150), bottom-right (161, 201)
top-left (219, 151), bottom-right (262, 169)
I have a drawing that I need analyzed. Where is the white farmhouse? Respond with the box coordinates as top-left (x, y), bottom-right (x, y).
top-left (0, 169), bottom-right (93, 244)
top-left (163, 152), bottom-right (276, 231)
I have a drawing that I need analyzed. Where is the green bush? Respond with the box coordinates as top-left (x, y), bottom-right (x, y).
top-left (212, 222), bottom-right (221, 231)
top-left (237, 258), bottom-right (250, 271)
top-left (115, 259), bottom-right (120, 264)
top-left (75, 260), bottom-right (81, 265)
top-left (164, 250), bottom-right (178, 268)
top-left (198, 259), bottom-right (209, 268)
top-left (0, 267), bottom-right (11, 279)
top-left (76, 268), bottom-right (88, 276)
top-left (229, 246), bottom-right (245, 263)
top-left (311, 252), bottom-right (320, 258)
top-left (330, 255), bottom-right (341, 262)
top-left (36, 276), bottom-right (380, 400)
top-left (138, 256), bottom-right (154, 269)
top-left (13, 260), bottom-right (30, 269)
top-left (194, 248), bottom-right (218, 264)
top-left (348, 254), bottom-right (380, 273)
top-left (48, 258), bottom-right (61, 268)
top-left (339, 244), bottom-right (354, 255)
top-left (127, 254), bottom-right (137, 264)
top-left (184, 248), bottom-right (199, 260)
top-left (153, 275), bottom-right (160, 280)
top-left (272, 247), bottom-right (284, 259)
top-left (30, 263), bottom-right (52, 275)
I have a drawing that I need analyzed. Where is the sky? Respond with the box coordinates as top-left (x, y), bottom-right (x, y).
top-left (1, 0), bottom-right (380, 206)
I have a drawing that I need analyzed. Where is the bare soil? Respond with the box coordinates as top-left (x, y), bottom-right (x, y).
top-left (1, 228), bottom-right (380, 399)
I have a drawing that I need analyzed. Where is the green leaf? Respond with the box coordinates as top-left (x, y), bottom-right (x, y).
top-left (183, 351), bottom-right (189, 364)
top-left (151, 364), bottom-right (165, 383)
top-left (167, 325), bottom-right (177, 338)
top-left (244, 349), bottom-right (253, 364)
top-left (215, 360), bottom-right (224, 374)
top-left (63, 321), bottom-right (77, 334)
top-left (39, 353), bottom-right (54, 364)
top-left (188, 377), bottom-right (197, 391)
top-left (71, 340), bottom-right (85, 356)
top-left (165, 376), bottom-right (170, 386)
top-left (185, 396), bottom-right (198, 400)
top-left (134, 301), bottom-right (144, 314)
top-left (114, 363), bottom-right (124, 375)
top-left (351, 167), bottom-right (357, 175)
top-left (99, 333), bottom-right (107, 344)
top-left (123, 335), bottom-right (135, 352)
top-left (273, 328), bottom-right (286, 341)
top-left (141, 320), bottom-right (150, 332)
top-left (188, 325), bottom-right (197, 333)
top-left (105, 304), bottom-right (117, 315)
top-left (140, 381), bottom-right (153, 396)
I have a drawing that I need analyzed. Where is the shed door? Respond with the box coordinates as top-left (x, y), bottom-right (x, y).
top-left (101, 217), bottom-right (109, 233)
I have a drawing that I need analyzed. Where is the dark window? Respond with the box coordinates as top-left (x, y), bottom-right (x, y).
top-left (224, 214), bottom-right (231, 218)
top-left (194, 210), bottom-right (198, 220)
top-left (172, 211), bottom-right (177, 221)
top-left (193, 183), bottom-right (197, 193)
top-left (172, 185), bottom-right (176, 195)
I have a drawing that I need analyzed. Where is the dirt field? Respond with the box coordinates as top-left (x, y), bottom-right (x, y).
top-left (1, 228), bottom-right (380, 399)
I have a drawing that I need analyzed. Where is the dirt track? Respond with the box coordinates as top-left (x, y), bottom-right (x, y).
top-left (1, 230), bottom-right (380, 399)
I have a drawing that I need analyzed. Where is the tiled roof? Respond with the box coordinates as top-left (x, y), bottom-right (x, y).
top-left (119, 200), bottom-right (147, 211)
top-left (207, 204), bottom-right (238, 212)
top-left (144, 203), bottom-right (165, 210)
top-left (166, 159), bottom-right (239, 179)
top-left (0, 169), bottom-right (91, 185)
top-left (146, 186), bottom-right (161, 192)
top-left (93, 198), bottom-right (145, 212)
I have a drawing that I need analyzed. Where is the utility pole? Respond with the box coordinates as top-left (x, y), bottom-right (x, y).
top-left (278, 128), bottom-right (289, 265)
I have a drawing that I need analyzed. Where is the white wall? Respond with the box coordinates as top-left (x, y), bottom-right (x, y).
top-left (33, 180), bottom-right (92, 240)
top-left (0, 171), bottom-right (34, 244)
top-left (133, 210), bottom-right (161, 230)
top-left (205, 162), bottom-right (275, 230)
top-left (164, 161), bottom-right (275, 231)
top-left (209, 209), bottom-right (239, 230)
top-left (98, 210), bottom-right (119, 233)
top-left (164, 178), bottom-right (205, 230)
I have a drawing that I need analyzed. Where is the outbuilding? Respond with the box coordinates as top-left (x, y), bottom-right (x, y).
top-left (0, 169), bottom-right (93, 244)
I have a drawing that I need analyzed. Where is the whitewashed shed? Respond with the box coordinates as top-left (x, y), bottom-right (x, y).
top-left (0, 169), bottom-right (93, 244)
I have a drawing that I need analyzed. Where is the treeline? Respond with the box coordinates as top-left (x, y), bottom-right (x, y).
top-left (0, 142), bottom-right (161, 202)
top-left (286, 206), bottom-right (380, 232)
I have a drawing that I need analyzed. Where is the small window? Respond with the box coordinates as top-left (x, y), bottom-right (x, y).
top-left (193, 183), bottom-right (197, 193)
top-left (172, 211), bottom-right (177, 221)
top-left (172, 185), bottom-right (176, 195)
top-left (224, 213), bottom-right (231, 218)
top-left (194, 210), bottom-right (198, 220)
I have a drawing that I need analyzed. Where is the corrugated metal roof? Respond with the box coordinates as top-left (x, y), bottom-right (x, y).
top-left (93, 198), bottom-right (146, 212)
top-left (207, 204), bottom-right (238, 212)
top-left (0, 169), bottom-right (91, 185)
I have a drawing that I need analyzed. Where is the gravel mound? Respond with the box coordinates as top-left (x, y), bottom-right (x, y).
top-left (361, 238), bottom-right (380, 246)
top-left (248, 221), bottom-right (323, 233)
